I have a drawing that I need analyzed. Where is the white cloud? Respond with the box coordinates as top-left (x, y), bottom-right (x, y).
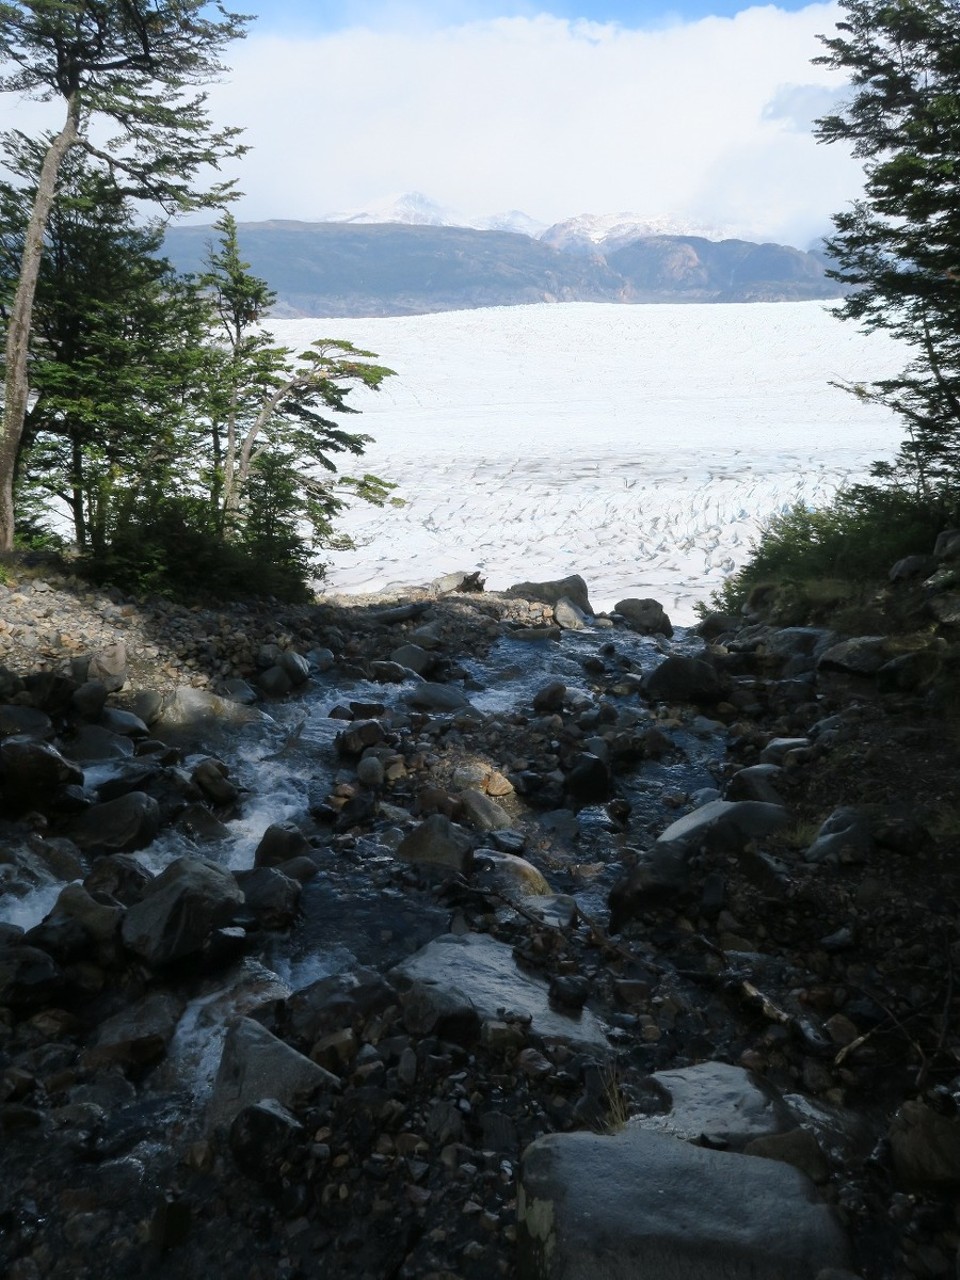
top-left (0, 3), bottom-right (863, 247)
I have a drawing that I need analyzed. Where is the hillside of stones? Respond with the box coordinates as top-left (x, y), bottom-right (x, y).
top-left (1, 539), bottom-right (959, 1280)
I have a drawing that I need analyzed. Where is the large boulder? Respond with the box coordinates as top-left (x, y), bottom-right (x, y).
top-left (649, 799), bottom-right (789, 887)
top-left (150, 686), bottom-right (265, 741)
top-left (404, 682), bottom-right (473, 713)
top-left (120, 857), bottom-right (244, 966)
top-left (397, 814), bottom-right (473, 874)
top-left (391, 932), bottom-right (609, 1051)
top-left (70, 791), bottom-right (160, 855)
top-left (83, 990), bottom-right (185, 1068)
top-left (518, 1127), bottom-right (851, 1279)
top-left (643, 656), bottom-right (724, 704)
top-left (507, 574), bottom-right (594, 616)
top-left (207, 1016), bottom-right (338, 1131)
top-left (615, 597), bottom-right (673, 637)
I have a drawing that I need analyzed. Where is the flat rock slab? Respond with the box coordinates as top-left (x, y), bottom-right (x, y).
top-left (208, 1016), bottom-right (339, 1131)
top-left (519, 1127), bottom-right (851, 1279)
top-left (634, 1061), bottom-right (791, 1150)
top-left (391, 932), bottom-right (609, 1052)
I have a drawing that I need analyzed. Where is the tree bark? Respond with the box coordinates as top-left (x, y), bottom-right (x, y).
top-left (0, 96), bottom-right (80, 551)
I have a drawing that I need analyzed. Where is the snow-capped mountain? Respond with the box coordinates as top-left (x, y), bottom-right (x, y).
top-left (317, 191), bottom-right (547, 238)
top-left (316, 193), bottom-right (769, 249)
top-left (540, 211), bottom-right (755, 253)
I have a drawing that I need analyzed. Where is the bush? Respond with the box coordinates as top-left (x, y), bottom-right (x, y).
top-left (82, 492), bottom-right (314, 603)
top-left (709, 483), bottom-right (949, 616)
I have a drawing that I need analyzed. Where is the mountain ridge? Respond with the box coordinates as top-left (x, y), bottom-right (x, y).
top-left (161, 216), bottom-right (843, 318)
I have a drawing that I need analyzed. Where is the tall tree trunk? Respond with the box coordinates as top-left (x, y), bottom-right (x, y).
top-left (0, 97), bottom-right (80, 551)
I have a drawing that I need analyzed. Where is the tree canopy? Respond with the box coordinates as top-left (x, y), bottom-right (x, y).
top-left (0, 0), bottom-right (250, 551)
top-left (815, 0), bottom-right (960, 507)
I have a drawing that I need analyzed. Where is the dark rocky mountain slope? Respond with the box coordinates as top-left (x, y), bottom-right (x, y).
top-left (162, 220), bottom-right (844, 317)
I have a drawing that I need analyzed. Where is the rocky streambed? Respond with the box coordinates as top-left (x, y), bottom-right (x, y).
top-left (1, 558), bottom-right (960, 1280)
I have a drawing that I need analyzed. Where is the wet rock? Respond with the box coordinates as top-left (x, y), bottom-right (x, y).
top-left (257, 665), bottom-right (293, 698)
top-left (220, 678), bottom-right (259, 705)
top-left (99, 707), bottom-right (149, 738)
top-left (83, 990), bottom-right (184, 1068)
top-left (531, 682), bottom-right (565, 719)
top-left (84, 854), bottom-right (153, 906)
top-left (306, 646), bottom-right (335, 671)
top-left (805, 807), bottom-right (874, 865)
top-left (643, 655), bottom-right (724, 704)
top-left (635, 1061), bottom-right (791, 1150)
top-left (565, 752), bottom-right (611, 803)
top-left (49, 883), bottom-right (123, 944)
top-left (396, 814), bottom-right (473, 874)
top-left (279, 650), bottom-right (310, 685)
top-left (457, 788), bottom-right (512, 832)
top-left (615, 597), bottom-right (673, 637)
top-left (65, 724), bottom-right (136, 762)
top-left (404, 682), bottom-right (473, 713)
top-left (70, 792), bottom-right (160, 855)
top-left (0, 944), bottom-right (64, 1010)
top-left (390, 643), bottom-right (435, 676)
top-left (507, 574), bottom-right (594, 615)
top-left (0, 705), bottom-right (53, 739)
top-left (473, 850), bottom-right (551, 898)
top-left (234, 867), bottom-right (302, 928)
top-left (176, 802), bottom-right (231, 844)
top-left (229, 1098), bottom-right (305, 1181)
top-left (152, 686), bottom-right (264, 740)
top-left (284, 967), bottom-right (396, 1047)
top-left (207, 1016), bottom-right (338, 1131)
top-left (370, 660), bottom-right (414, 683)
top-left (94, 760), bottom-right (162, 803)
top-left (356, 755), bottom-right (385, 789)
top-left (889, 1101), bottom-right (960, 1187)
top-left (391, 931), bottom-right (609, 1051)
top-left (121, 857), bottom-right (244, 966)
top-left (518, 1128), bottom-right (851, 1279)
top-left (335, 719), bottom-right (387, 757)
top-left (1, 737), bottom-right (83, 805)
top-left (191, 758), bottom-right (239, 807)
top-left (71, 680), bottom-right (110, 720)
top-left (254, 821), bottom-right (312, 868)
top-left (554, 597), bottom-right (588, 630)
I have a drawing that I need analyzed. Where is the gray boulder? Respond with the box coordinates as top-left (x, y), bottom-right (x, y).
top-left (725, 764), bottom-right (786, 806)
top-left (934, 529), bottom-right (960, 559)
top-left (121, 857), bottom-right (244, 966)
top-left (649, 799), bottom-right (789, 888)
top-left (518, 1127), bottom-right (850, 1279)
top-left (207, 1016), bottom-right (338, 1131)
top-left (152, 686), bottom-right (264, 739)
top-left (457, 788), bottom-right (512, 832)
top-left (391, 932), bottom-right (608, 1051)
top-left (404, 682), bottom-right (473, 713)
top-left (70, 791), bottom-right (160, 855)
top-left (818, 636), bottom-right (887, 675)
top-left (805, 807), bottom-right (874, 864)
top-left (643, 656), bottom-right (724, 704)
top-left (507, 574), bottom-right (594, 616)
top-left (554, 597), bottom-right (588, 630)
top-left (0, 737), bottom-right (83, 799)
top-left (633, 1061), bottom-right (791, 1150)
top-left (254, 821), bottom-right (312, 869)
top-left (396, 814), bottom-right (473, 874)
top-left (83, 990), bottom-right (185, 1068)
top-left (390, 643), bottom-right (436, 676)
top-left (615, 597), bottom-right (673, 637)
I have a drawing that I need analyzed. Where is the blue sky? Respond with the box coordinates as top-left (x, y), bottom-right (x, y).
top-left (248, 0), bottom-right (821, 32)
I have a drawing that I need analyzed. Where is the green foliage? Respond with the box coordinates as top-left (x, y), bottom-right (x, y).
top-left (708, 483), bottom-right (948, 615)
top-left (815, 0), bottom-right (960, 504)
top-left (87, 490), bottom-right (314, 603)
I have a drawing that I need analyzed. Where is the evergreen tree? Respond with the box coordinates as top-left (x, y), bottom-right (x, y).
top-left (0, 0), bottom-right (249, 550)
top-left (0, 139), bottom-right (210, 549)
top-left (815, 0), bottom-right (960, 508)
top-left (200, 214), bottom-right (398, 557)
